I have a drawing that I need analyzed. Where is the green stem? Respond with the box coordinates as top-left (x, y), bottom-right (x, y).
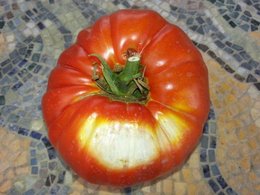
top-left (89, 54), bottom-right (122, 96)
top-left (89, 53), bottom-right (149, 103)
top-left (118, 56), bottom-right (141, 84)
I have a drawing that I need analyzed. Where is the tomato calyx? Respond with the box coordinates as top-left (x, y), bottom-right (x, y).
top-left (89, 50), bottom-right (149, 104)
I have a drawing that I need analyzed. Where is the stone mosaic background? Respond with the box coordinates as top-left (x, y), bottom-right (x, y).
top-left (0, 0), bottom-right (259, 194)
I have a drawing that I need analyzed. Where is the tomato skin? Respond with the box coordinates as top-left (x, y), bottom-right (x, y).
top-left (42, 9), bottom-right (210, 187)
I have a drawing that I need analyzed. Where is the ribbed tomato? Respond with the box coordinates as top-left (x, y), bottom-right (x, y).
top-left (42, 9), bottom-right (210, 187)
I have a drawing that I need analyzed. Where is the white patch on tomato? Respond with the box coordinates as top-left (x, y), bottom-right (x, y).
top-left (88, 121), bottom-right (159, 169)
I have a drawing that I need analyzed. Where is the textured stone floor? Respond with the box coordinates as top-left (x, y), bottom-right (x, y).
top-left (0, 0), bottom-right (259, 194)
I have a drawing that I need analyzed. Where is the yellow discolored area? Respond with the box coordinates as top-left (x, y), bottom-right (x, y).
top-left (77, 112), bottom-right (99, 147)
top-left (154, 111), bottom-right (189, 149)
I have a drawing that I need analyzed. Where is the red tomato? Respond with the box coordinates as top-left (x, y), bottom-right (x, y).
top-left (42, 9), bottom-right (210, 187)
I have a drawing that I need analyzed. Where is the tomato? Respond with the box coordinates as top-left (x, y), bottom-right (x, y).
top-left (42, 9), bottom-right (210, 187)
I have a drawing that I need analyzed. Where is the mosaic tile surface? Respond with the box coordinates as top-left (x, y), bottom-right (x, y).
top-left (0, 0), bottom-right (259, 194)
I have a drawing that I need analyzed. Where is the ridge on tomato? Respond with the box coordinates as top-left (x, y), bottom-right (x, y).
top-left (42, 9), bottom-right (210, 187)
